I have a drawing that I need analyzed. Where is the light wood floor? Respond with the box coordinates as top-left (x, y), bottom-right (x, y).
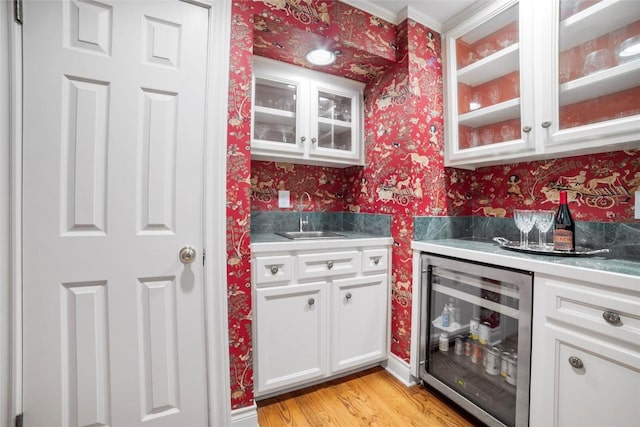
top-left (256, 367), bottom-right (479, 426)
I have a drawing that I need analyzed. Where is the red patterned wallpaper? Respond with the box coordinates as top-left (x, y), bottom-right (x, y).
top-left (460, 150), bottom-right (640, 222)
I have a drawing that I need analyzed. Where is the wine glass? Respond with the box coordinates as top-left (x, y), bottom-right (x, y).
top-left (534, 210), bottom-right (555, 249)
top-left (514, 209), bottom-right (535, 248)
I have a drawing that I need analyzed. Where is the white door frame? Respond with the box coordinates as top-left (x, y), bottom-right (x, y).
top-left (1, 1), bottom-right (232, 425)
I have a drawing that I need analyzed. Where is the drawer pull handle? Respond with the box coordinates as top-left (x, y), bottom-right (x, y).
top-left (308, 298), bottom-right (315, 306)
top-left (568, 356), bottom-right (584, 369)
top-left (269, 265), bottom-right (279, 275)
top-left (602, 311), bottom-right (621, 325)
top-left (327, 260), bottom-right (334, 270)
top-left (373, 257), bottom-right (381, 265)
top-left (345, 292), bottom-right (352, 300)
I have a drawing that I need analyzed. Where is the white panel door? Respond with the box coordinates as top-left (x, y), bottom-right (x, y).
top-left (22, 1), bottom-right (210, 426)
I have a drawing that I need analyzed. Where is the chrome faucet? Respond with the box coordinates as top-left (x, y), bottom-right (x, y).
top-left (298, 191), bottom-right (311, 232)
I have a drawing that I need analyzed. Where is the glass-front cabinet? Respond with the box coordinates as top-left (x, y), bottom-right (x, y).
top-left (541, 0), bottom-right (640, 152)
top-left (252, 56), bottom-right (364, 167)
top-left (444, 0), bottom-right (536, 167)
top-left (444, 0), bottom-right (640, 169)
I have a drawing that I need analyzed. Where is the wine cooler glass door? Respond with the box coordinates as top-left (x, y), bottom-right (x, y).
top-left (419, 254), bottom-right (532, 427)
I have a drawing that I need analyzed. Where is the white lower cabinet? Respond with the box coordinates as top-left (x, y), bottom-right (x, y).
top-left (331, 275), bottom-right (388, 373)
top-left (254, 281), bottom-right (328, 394)
top-left (530, 274), bottom-right (640, 427)
top-left (252, 242), bottom-right (391, 397)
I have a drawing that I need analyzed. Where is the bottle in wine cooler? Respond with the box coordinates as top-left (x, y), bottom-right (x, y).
top-left (553, 190), bottom-right (575, 251)
top-left (442, 303), bottom-right (450, 327)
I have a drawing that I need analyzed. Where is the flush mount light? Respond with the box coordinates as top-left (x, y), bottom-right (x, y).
top-left (305, 48), bottom-right (336, 66)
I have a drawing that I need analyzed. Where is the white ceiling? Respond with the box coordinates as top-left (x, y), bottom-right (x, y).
top-left (341, 0), bottom-right (490, 32)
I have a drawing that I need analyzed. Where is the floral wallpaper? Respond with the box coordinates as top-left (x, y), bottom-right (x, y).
top-left (455, 150), bottom-right (640, 222)
top-left (227, 1), bottom-right (254, 409)
top-left (230, 0), bottom-right (640, 412)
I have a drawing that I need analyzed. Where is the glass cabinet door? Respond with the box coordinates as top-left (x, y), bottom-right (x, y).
top-left (556, 0), bottom-right (640, 131)
top-left (310, 84), bottom-right (360, 160)
top-left (445, 0), bottom-right (533, 165)
top-left (252, 77), bottom-right (299, 150)
top-left (316, 91), bottom-right (353, 151)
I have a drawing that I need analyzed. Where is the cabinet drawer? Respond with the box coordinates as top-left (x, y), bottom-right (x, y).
top-left (541, 276), bottom-right (640, 348)
top-left (297, 251), bottom-right (360, 280)
top-left (361, 249), bottom-right (388, 274)
top-left (254, 255), bottom-right (293, 286)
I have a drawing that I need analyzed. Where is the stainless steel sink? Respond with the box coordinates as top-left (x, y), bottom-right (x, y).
top-left (275, 231), bottom-right (346, 240)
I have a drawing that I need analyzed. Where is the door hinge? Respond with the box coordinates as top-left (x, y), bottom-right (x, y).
top-left (202, 249), bottom-right (206, 266)
top-left (14, 0), bottom-right (23, 24)
top-left (15, 414), bottom-right (23, 427)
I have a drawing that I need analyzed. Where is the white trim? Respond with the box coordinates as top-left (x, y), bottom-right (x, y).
top-left (1, 3), bottom-right (11, 426)
top-left (7, 0), bottom-right (22, 424)
top-left (230, 404), bottom-right (259, 427)
top-left (383, 353), bottom-right (417, 387)
top-left (339, 0), bottom-right (399, 25)
top-left (405, 6), bottom-right (443, 33)
top-left (203, 0), bottom-right (233, 426)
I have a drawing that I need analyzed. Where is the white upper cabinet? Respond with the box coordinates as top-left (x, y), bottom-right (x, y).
top-left (252, 56), bottom-right (365, 167)
top-left (444, 0), bottom-right (640, 169)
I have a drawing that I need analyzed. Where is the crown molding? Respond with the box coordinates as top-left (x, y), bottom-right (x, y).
top-left (339, 0), bottom-right (402, 25)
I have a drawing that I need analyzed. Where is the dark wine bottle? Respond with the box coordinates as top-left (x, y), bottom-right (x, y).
top-left (553, 190), bottom-right (575, 251)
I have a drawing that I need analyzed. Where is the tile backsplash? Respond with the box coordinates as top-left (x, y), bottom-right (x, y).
top-left (251, 211), bottom-right (392, 236)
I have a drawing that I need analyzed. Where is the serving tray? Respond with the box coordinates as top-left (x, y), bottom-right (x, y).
top-left (493, 237), bottom-right (610, 257)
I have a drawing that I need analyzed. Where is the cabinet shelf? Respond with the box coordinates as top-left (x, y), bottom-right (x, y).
top-left (317, 117), bottom-right (353, 128)
top-left (432, 283), bottom-right (519, 319)
top-left (254, 107), bottom-right (296, 127)
top-left (559, 0), bottom-right (640, 52)
top-left (458, 43), bottom-right (520, 86)
top-left (459, 98), bottom-right (521, 128)
top-left (559, 59), bottom-right (640, 106)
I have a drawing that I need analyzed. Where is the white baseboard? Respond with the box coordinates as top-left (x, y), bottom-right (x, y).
top-left (383, 353), bottom-right (417, 387)
top-left (230, 404), bottom-right (258, 427)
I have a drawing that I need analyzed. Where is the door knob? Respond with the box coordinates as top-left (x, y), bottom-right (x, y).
top-left (179, 246), bottom-right (196, 264)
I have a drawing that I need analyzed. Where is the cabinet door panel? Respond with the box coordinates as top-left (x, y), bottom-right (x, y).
top-left (555, 339), bottom-right (639, 427)
top-left (331, 275), bottom-right (388, 372)
top-left (255, 282), bottom-right (328, 394)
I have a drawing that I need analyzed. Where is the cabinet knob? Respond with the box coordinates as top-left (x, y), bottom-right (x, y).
top-left (300, 136), bottom-right (306, 142)
top-left (311, 137), bottom-right (317, 144)
top-left (269, 265), bottom-right (279, 275)
top-left (568, 356), bottom-right (584, 369)
top-left (602, 311), bottom-right (621, 326)
top-left (541, 121), bottom-right (552, 128)
top-left (327, 260), bottom-right (334, 270)
top-left (522, 126), bottom-right (532, 133)
top-left (373, 256), bottom-right (381, 265)
top-left (308, 298), bottom-right (315, 306)
top-left (345, 292), bottom-right (352, 300)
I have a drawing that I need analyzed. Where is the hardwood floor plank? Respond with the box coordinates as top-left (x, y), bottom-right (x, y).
top-left (256, 367), bottom-right (478, 427)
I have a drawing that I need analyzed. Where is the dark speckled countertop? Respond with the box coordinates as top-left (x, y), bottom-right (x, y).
top-left (412, 239), bottom-right (640, 285)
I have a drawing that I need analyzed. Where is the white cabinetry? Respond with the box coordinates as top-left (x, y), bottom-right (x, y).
top-left (444, 0), bottom-right (640, 168)
top-left (252, 56), bottom-right (364, 167)
top-left (530, 274), bottom-right (640, 427)
top-left (252, 240), bottom-right (390, 396)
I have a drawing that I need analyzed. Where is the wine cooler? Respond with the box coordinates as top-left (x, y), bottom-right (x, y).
top-left (418, 253), bottom-right (533, 427)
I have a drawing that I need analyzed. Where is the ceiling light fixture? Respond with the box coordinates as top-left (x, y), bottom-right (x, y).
top-left (305, 48), bottom-right (336, 66)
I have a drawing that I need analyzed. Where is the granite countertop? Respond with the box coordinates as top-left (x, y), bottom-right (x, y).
top-left (412, 238), bottom-right (640, 286)
top-left (251, 231), bottom-right (393, 253)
